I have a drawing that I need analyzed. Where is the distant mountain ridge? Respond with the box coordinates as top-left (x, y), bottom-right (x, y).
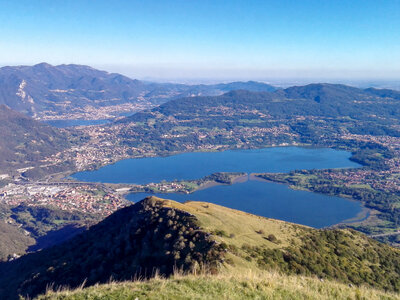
top-left (1, 62), bottom-right (398, 122)
top-left (0, 63), bottom-right (148, 118)
top-left (0, 63), bottom-right (277, 119)
top-left (122, 82), bottom-right (400, 125)
top-left (281, 83), bottom-right (400, 103)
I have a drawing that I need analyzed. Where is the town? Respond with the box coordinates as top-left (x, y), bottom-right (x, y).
top-left (0, 183), bottom-right (126, 216)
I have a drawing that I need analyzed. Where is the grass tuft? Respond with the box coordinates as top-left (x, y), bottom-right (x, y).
top-left (37, 270), bottom-right (400, 300)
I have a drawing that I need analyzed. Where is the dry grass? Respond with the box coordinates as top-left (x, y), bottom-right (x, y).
top-left (160, 197), bottom-right (304, 247)
top-left (154, 197), bottom-right (307, 270)
top-left (37, 269), bottom-right (400, 300)
top-left (34, 198), bottom-right (400, 299)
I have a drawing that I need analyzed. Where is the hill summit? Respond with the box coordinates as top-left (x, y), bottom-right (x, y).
top-left (1, 197), bottom-right (400, 299)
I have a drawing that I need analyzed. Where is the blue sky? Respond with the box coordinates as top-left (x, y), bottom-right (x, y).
top-left (0, 0), bottom-right (399, 81)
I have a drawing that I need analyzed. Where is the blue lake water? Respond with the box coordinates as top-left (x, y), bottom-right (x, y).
top-left (44, 119), bottom-right (110, 128)
top-left (72, 147), bottom-right (363, 228)
top-left (126, 179), bottom-right (362, 228)
top-left (72, 147), bottom-right (360, 184)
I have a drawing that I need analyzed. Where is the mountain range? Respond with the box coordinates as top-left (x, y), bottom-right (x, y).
top-left (0, 63), bottom-right (276, 120)
top-left (121, 82), bottom-right (400, 126)
top-left (118, 83), bottom-right (400, 156)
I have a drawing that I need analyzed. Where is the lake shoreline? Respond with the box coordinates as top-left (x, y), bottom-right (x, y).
top-left (72, 147), bottom-right (363, 229)
top-left (72, 147), bottom-right (360, 184)
top-left (124, 179), bottom-right (363, 229)
top-left (70, 145), bottom-right (364, 181)
top-left (252, 173), bottom-right (372, 226)
top-left (195, 173), bottom-right (250, 191)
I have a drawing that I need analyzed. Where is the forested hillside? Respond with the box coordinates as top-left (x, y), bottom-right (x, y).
top-left (0, 105), bottom-right (71, 173)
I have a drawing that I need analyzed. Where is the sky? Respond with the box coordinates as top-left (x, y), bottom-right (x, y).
top-left (0, 0), bottom-right (399, 82)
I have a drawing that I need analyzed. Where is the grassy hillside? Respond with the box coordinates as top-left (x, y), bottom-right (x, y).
top-left (2, 197), bottom-right (400, 299)
top-left (159, 199), bottom-right (400, 291)
top-left (39, 272), bottom-right (400, 300)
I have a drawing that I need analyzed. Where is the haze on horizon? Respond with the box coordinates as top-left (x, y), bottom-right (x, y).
top-left (0, 0), bottom-right (399, 83)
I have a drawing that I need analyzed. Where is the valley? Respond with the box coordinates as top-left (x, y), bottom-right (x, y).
top-left (1, 65), bottom-right (400, 298)
top-left (53, 85), bottom-right (400, 241)
top-left (3, 2), bottom-right (400, 299)
top-left (2, 79), bottom-right (400, 261)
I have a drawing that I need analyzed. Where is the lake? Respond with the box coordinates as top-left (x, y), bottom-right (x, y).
top-left (126, 179), bottom-right (362, 228)
top-left (44, 119), bottom-right (110, 128)
top-left (72, 147), bottom-right (360, 184)
top-left (72, 147), bottom-right (363, 228)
